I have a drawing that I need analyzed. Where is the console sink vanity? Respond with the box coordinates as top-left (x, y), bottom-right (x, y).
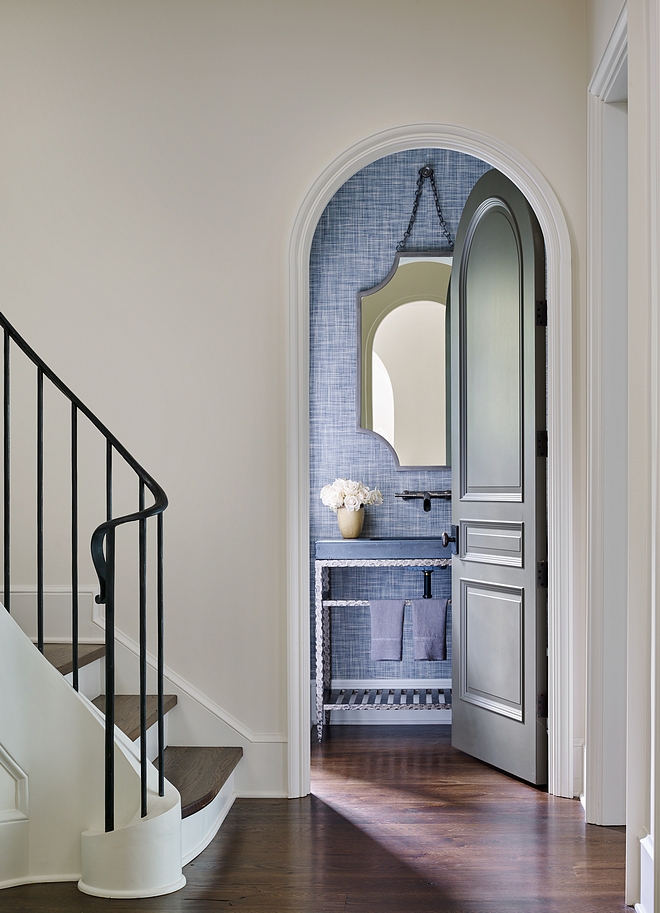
top-left (314, 537), bottom-right (453, 740)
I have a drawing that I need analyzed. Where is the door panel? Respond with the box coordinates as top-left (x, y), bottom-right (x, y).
top-left (462, 201), bottom-right (522, 499)
top-left (451, 168), bottom-right (547, 785)
top-left (461, 581), bottom-right (523, 720)
top-left (462, 521), bottom-right (524, 567)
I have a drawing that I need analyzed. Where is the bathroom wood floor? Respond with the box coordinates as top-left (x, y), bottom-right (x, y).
top-left (3, 726), bottom-right (627, 913)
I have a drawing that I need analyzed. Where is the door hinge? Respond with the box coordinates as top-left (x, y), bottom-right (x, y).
top-left (536, 430), bottom-right (548, 458)
top-left (537, 692), bottom-right (548, 718)
top-left (536, 299), bottom-right (548, 327)
top-left (536, 561), bottom-right (548, 588)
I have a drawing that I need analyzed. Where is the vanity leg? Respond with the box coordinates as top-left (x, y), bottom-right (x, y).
top-left (322, 601), bottom-right (331, 733)
top-left (315, 561), bottom-right (325, 741)
top-left (321, 567), bottom-right (331, 737)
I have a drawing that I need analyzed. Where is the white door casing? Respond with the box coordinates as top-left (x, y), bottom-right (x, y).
top-left (286, 123), bottom-right (574, 799)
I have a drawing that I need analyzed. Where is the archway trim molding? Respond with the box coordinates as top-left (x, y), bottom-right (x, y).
top-left (286, 123), bottom-right (574, 799)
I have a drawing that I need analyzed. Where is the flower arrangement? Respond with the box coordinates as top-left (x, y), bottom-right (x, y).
top-left (320, 478), bottom-right (383, 512)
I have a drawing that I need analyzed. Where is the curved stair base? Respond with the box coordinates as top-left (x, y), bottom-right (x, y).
top-left (79, 788), bottom-right (185, 899)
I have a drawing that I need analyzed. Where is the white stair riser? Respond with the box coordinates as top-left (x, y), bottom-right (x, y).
top-left (181, 773), bottom-right (236, 866)
top-left (133, 716), bottom-right (170, 763)
top-left (65, 658), bottom-right (103, 701)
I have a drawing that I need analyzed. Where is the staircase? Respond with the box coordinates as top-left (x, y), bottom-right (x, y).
top-left (0, 314), bottom-right (243, 897)
top-left (45, 644), bottom-right (243, 870)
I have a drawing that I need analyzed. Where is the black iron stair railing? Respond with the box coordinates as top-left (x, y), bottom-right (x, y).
top-left (0, 312), bottom-right (167, 832)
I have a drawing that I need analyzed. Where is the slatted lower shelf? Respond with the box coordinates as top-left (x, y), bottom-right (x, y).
top-left (324, 687), bottom-right (452, 711)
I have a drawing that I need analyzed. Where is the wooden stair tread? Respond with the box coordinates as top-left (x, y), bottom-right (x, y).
top-left (92, 693), bottom-right (177, 741)
top-left (154, 746), bottom-right (243, 818)
top-left (42, 642), bottom-right (105, 676)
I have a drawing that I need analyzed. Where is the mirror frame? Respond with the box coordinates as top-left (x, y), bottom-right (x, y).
top-left (356, 250), bottom-right (452, 471)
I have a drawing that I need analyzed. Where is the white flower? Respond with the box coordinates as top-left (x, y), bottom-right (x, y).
top-left (343, 494), bottom-right (361, 512)
top-left (320, 483), bottom-right (343, 511)
top-left (320, 479), bottom-right (383, 511)
top-left (366, 488), bottom-right (383, 506)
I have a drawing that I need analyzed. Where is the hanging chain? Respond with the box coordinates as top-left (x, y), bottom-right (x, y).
top-left (396, 165), bottom-right (454, 252)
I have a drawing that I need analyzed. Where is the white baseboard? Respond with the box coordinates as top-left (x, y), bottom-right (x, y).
top-left (574, 737), bottom-right (585, 799)
top-left (638, 835), bottom-right (653, 913)
top-left (0, 873), bottom-right (82, 889)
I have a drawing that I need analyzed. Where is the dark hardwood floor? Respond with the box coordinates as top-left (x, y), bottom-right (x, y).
top-left (2, 726), bottom-right (627, 913)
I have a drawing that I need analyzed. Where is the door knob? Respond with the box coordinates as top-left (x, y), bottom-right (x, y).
top-left (441, 525), bottom-right (459, 553)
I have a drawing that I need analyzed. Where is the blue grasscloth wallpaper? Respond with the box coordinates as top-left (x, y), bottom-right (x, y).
top-left (310, 148), bottom-right (490, 680)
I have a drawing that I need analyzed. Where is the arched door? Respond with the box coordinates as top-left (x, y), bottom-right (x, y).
top-left (450, 168), bottom-right (548, 784)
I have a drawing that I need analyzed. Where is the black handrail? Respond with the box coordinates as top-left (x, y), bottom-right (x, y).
top-left (0, 312), bottom-right (167, 833)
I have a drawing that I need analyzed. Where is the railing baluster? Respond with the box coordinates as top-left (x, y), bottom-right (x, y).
top-left (139, 479), bottom-right (147, 817)
top-left (37, 367), bottom-right (44, 653)
top-left (157, 511), bottom-right (164, 798)
top-left (105, 525), bottom-right (115, 833)
top-left (105, 440), bottom-right (114, 832)
top-left (106, 440), bottom-right (112, 522)
top-left (71, 403), bottom-right (79, 691)
top-left (3, 329), bottom-right (9, 613)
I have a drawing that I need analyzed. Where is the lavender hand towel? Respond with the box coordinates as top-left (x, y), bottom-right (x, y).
top-left (370, 600), bottom-right (405, 661)
top-left (412, 598), bottom-right (448, 661)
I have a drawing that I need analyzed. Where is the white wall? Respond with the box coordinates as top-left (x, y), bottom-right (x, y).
top-left (0, 0), bottom-right (587, 796)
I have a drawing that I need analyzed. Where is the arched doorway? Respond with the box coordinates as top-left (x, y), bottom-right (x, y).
top-left (287, 124), bottom-right (575, 800)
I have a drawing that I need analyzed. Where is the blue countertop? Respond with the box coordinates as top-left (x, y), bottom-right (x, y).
top-left (315, 538), bottom-right (452, 560)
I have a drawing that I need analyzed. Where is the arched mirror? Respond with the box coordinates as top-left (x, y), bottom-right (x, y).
top-left (358, 252), bottom-right (452, 468)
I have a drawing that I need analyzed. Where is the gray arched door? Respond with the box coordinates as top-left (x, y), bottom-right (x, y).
top-left (450, 168), bottom-right (548, 785)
